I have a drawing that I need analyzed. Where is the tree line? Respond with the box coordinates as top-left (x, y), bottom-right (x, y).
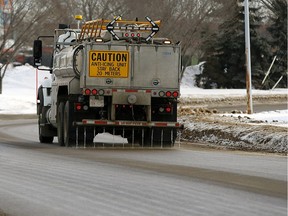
top-left (197, 0), bottom-right (287, 89)
top-left (0, 0), bottom-right (286, 91)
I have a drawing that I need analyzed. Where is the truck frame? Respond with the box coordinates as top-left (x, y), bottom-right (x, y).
top-left (34, 16), bottom-right (182, 147)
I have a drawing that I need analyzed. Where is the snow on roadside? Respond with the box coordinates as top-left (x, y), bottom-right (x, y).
top-left (0, 65), bottom-right (50, 114)
top-left (180, 63), bottom-right (203, 89)
top-left (222, 110), bottom-right (288, 127)
top-left (179, 65), bottom-right (287, 153)
top-left (180, 117), bottom-right (287, 153)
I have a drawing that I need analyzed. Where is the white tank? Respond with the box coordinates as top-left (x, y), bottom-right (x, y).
top-left (53, 32), bottom-right (83, 78)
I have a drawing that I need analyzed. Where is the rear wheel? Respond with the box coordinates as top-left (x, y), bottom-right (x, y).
top-left (39, 130), bottom-right (54, 143)
top-left (63, 101), bottom-right (75, 147)
top-left (57, 102), bottom-right (65, 146)
top-left (38, 119), bottom-right (53, 143)
top-left (38, 109), bottom-right (53, 144)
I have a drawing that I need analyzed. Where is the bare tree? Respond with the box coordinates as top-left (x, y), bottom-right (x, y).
top-left (0, 0), bottom-right (240, 93)
top-left (56, 0), bottom-right (125, 22)
top-left (46, 0), bottom-right (235, 67)
top-left (113, 0), bottom-right (236, 73)
top-left (0, 0), bottom-right (58, 93)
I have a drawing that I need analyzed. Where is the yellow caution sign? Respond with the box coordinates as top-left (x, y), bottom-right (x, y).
top-left (89, 51), bottom-right (129, 78)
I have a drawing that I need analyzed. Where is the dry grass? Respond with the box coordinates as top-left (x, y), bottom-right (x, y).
top-left (0, 209), bottom-right (8, 216)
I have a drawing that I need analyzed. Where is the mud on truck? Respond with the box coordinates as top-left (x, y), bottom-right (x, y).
top-left (34, 16), bottom-right (182, 147)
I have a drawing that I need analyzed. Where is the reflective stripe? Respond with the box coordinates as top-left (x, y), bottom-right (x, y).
top-left (125, 89), bottom-right (138, 93)
top-left (112, 89), bottom-right (151, 93)
top-left (154, 123), bottom-right (167, 127)
top-left (80, 120), bottom-right (180, 128)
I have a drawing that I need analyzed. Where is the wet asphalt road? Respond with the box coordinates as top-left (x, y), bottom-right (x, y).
top-left (0, 119), bottom-right (287, 216)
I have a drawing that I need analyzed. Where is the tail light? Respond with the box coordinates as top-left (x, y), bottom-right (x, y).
top-left (92, 89), bottom-right (97, 95)
top-left (75, 103), bottom-right (89, 111)
top-left (158, 105), bottom-right (172, 114)
top-left (84, 89), bottom-right (91, 95)
top-left (172, 91), bottom-right (179, 98)
top-left (166, 91), bottom-right (172, 97)
top-left (158, 90), bottom-right (179, 98)
top-left (165, 106), bottom-right (172, 113)
top-left (75, 103), bottom-right (82, 111)
top-left (85, 88), bottom-right (105, 96)
top-left (124, 32), bottom-right (141, 38)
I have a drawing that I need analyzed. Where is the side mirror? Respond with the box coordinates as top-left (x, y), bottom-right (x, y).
top-left (59, 24), bottom-right (69, 29)
top-left (33, 40), bottom-right (42, 66)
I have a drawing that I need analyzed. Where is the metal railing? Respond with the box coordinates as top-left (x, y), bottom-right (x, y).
top-left (78, 16), bottom-right (161, 42)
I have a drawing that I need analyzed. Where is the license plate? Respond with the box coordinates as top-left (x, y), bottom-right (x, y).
top-left (89, 51), bottom-right (129, 78)
top-left (90, 96), bottom-right (104, 107)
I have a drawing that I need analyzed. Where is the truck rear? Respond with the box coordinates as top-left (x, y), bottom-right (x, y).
top-left (34, 16), bottom-right (182, 147)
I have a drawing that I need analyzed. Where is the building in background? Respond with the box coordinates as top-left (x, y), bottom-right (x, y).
top-left (0, 0), bottom-right (12, 37)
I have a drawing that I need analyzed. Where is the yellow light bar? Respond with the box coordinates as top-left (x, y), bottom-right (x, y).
top-left (75, 15), bottom-right (83, 21)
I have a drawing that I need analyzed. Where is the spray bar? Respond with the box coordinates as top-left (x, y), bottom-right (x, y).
top-left (75, 119), bottom-right (181, 128)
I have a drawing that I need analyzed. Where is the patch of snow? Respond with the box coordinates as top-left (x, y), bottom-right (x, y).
top-left (180, 87), bottom-right (288, 99)
top-left (93, 132), bottom-right (128, 144)
top-left (180, 63), bottom-right (287, 98)
top-left (182, 120), bottom-right (287, 153)
top-left (222, 110), bottom-right (288, 127)
top-left (245, 110), bottom-right (288, 123)
top-left (180, 63), bottom-right (204, 89)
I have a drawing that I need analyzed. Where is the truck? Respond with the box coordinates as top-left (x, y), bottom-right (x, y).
top-left (34, 16), bottom-right (182, 147)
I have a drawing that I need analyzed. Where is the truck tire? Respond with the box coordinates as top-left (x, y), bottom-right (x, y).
top-left (37, 86), bottom-right (44, 115)
top-left (57, 102), bottom-right (65, 146)
top-left (38, 115), bottom-right (54, 143)
top-left (63, 101), bottom-right (75, 147)
top-left (39, 130), bottom-right (54, 143)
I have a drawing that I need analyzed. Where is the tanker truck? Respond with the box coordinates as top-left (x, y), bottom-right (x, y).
top-left (34, 16), bottom-right (182, 147)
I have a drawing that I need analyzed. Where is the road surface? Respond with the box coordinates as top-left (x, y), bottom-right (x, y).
top-left (0, 119), bottom-right (287, 216)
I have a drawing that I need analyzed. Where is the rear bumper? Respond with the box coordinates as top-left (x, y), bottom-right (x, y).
top-left (74, 119), bottom-right (183, 129)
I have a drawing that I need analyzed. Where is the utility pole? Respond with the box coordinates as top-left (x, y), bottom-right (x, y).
top-left (244, 0), bottom-right (253, 114)
top-left (0, 74), bottom-right (2, 94)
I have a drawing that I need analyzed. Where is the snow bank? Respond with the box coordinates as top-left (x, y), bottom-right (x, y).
top-left (0, 65), bottom-right (50, 114)
top-left (180, 63), bottom-right (287, 99)
top-left (180, 63), bottom-right (204, 89)
top-left (181, 119), bottom-right (287, 153)
top-left (223, 110), bottom-right (288, 127)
